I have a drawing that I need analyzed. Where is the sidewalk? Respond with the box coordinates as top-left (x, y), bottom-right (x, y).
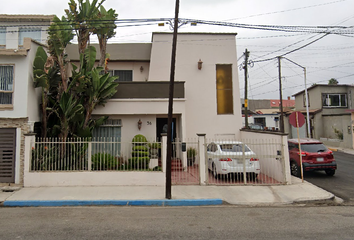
top-left (327, 145), bottom-right (354, 155)
top-left (0, 176), bottom-right (337, 207)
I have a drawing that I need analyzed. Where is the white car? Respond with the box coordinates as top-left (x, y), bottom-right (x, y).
top-left (207, 141), bottom-right (261, 179)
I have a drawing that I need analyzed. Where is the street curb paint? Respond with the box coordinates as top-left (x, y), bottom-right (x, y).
top-left (2, 199), bottom-right (223, 207)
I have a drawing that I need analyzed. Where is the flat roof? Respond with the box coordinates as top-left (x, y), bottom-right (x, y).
top-left (293, 84), bottom-right (354, 96)
top-left (0, 14), bottom-right (55, 22)
top-left (66, 43), bottom-right (152, 61)
top-left (153, 32), bottom-right (237, 36)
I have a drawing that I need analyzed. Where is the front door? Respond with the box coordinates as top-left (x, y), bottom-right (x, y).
top-left (156, 118), bottom-right (176, 141)
top-left (0, 128), bottom-right (16, 183)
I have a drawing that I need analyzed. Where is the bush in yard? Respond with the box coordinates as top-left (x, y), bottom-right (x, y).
top-left (132, 134), bottom-right (148, 145)
top-left (128, 134), bottom-right (150, 169)
top-left (92, 152), bottom-right (119, 170)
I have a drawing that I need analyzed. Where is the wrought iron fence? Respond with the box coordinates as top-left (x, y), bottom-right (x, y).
top-left (31, 138), bottom-right (162, 172)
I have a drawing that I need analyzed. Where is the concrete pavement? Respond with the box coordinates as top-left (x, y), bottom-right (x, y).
top-left (0, 176), bottom-right (337, 207)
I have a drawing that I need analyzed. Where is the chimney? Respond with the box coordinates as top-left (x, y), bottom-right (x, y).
top-left (287, 96), bottom-right (290, 100)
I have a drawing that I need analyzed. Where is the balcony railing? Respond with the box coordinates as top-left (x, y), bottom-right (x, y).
top-left (112, 81), bottom-right (185, 99)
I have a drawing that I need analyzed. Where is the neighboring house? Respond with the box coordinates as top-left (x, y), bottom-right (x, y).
top-left (292, 84), bottom-right (354, 149)
top-left (253, 109), bottom-right (280, 130)
top-left (241, 98), bottom-right (294, 130)
top-left (66, 32), bottom-right (243, 143)
top-left (0, 15), bottom-right (53, 184)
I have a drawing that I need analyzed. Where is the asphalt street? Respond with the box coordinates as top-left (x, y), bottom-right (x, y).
top-left (303, 151), bottom-right (354, 203)
top-left (0, 206), bottom-right (354, 240)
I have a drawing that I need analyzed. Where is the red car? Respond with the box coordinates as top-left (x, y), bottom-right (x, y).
top-left (288, 138), bottom-right (337, 177)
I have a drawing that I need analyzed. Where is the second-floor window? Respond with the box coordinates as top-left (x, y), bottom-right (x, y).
top-left (0, 65), bottom-right (14, 106)
top-left (322, 93), bottom-right (347, 108)
top-left (19, 28), bottom-right (41, 45)
top-left (109, 70), bottom-right (133, 82)
top-left (0, 28), bottom-right (5, 46)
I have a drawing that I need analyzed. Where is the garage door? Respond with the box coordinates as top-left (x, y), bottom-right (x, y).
top-left (0, 128), bottom-right (16, 183)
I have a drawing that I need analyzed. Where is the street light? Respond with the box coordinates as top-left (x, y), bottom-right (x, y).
top-left (283, 57), bottom-right (311, 138)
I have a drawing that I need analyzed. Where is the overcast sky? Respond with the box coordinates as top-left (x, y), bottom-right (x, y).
top-left (2, 0), bottom-right (354, 99)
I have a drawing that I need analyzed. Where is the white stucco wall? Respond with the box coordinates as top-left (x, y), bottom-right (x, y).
top-left (107, 61), bottom-right (150, 81)
top-left (0, 42), bottom-right (41, 121)
top-left (26, 41), bottom-right (41, 122)
top-left (240, 131), bottom-right (291, 184)
top-left (148, 33), bottom-right (242, 140)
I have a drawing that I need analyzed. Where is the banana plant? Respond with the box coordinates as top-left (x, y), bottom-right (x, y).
top-left (49, 92), bottom-right (84, 140)
top-left (93, 6), bottom-right (118, 67)
top-left (33, 46), bottom-right (61, 138)
top-left (47, 16), bottom-right (74, 94)
top-left (65, 0), bottom-right (105, 55)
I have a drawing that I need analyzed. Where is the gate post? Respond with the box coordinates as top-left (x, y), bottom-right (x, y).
top-left (197, 134), bottom-right (206, 185)
top-left (161, 133), bottom-right (167, 173)
top-left (24, 133), bottom-right (36, 185)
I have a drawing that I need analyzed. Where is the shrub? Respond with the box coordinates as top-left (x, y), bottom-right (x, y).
top-left (187, 147), bottom-right (197, 158)
top-left (132, 146), bottom-right (149, 152)
top-left (130, 134), bottom-right (150, 169)
top-left (128, 157), bottom-right (150, 169)
top-left (132, 134), bottom-right (148, 145)
top-left (148, 142), bottom-right (161, 149)
top-left (92, 153), bottom-right (119, 170)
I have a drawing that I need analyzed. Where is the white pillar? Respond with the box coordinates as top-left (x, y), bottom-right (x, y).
top-left (161, 133), bottom-right (167, 173)
top-left (24, 134), bottom-right (36, 186)
top-left (197, 134), bottom-right (206, 185)
top-left (282, 135), bottom-right (292, 184)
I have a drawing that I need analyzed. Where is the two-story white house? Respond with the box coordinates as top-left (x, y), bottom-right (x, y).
top-left (0, 15), bottom-right (53, 184)
top-left (66, 32), bottom-right (243, 144)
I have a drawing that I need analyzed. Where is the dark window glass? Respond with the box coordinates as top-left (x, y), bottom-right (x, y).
top-left (301, 144), bottom-right (328, 153)
top-left (113, 70), bottom-right (133, 82)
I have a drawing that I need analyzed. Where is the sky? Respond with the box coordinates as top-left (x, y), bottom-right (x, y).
top-left (1, 0), bottom-right (354, 99)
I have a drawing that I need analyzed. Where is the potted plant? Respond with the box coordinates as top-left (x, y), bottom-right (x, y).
top-left (148, 142), bottom-right (161, 158)
top-left (187, 147), bottom-right (197, 166)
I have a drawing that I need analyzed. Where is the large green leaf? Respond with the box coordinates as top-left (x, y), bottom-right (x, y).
top-left (85, 46), bottom-right (97, 72)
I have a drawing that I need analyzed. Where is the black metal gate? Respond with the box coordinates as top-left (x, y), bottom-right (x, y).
top-left (0, 128), bottom-right (16, 183)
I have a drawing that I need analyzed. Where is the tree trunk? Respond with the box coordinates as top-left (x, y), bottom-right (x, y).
top-left (41, 92), bottom-right (47, 138)
top-left (98, 35), bottom-right (107, 68)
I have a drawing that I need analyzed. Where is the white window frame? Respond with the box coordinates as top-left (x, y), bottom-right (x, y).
top-left (0, 64), bottom-right (14, 109)
top-left (322, 93), bottom-right (347, 108)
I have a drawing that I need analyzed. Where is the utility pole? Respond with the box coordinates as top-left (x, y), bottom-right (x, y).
top-left (243, 49), bottom-right (250, 128)
top-left (166, 0), bottom-right (179, 200)
top-left (278, 56), bottom-right (284, 133)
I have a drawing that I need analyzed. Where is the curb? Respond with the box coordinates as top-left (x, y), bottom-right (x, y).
top-left (327, 147), bottom-right (338, 152)
top-left (2, 199), bottom-right (223, 207)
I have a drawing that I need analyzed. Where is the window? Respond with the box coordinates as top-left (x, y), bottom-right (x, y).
top-left (216, 64), bottom-right (233, 114)
top-left (322, 93), bottom-right (347, 107)
top-left (109, 70), bottom-right (133, 82)
top-left (19, 28), bottom-right (41, 45)
top-left (0, 65), bottom-right (14, 106)
top-left (0, 28), bottom-right (5, 45)
top-left (303, 93), bottom-right (310, 107)
top-left (92, 119), bottom-right (122, 156)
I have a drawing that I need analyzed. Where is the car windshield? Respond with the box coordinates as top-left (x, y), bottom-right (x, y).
top-left (219, 144), bottom-right (251, 152)
top-left (301, 143), bottom-right (328, 153)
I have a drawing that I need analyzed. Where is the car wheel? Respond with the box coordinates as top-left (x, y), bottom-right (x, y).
top-left (212, 164), bottom-right (219, 179)
top-left (325, 169), bottom-right (335, 176)
top-left (290, 161), bottom-right (301, 177)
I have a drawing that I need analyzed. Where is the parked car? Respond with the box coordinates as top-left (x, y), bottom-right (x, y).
top-left (288, 138), bottom-right (337, 177)
top-left (207, 141), bottom-right (261, 179)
